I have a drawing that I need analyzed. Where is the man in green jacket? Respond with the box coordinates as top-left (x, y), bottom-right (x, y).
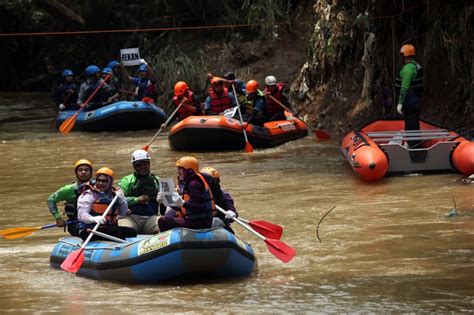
top-left (118, 149), bottom-right (163, 234)
top-left (395, 43), bottom-right (423, 148)
top-left (47, 159), bottom-right (93, 236)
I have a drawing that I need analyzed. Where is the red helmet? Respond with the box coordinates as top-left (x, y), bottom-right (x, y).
top-left (246, 80), bottom-right (259, 93)
top-left (174, 81), bottom-right (189, 96)
top-left (400, 44), bottom-right (416, 57)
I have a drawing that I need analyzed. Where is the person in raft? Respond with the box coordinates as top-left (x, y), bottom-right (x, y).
top-left (54, 69), bottom-right (79, 111)
top-left (122, 59), bottom-right (159, 102)
top-left (263, 75), bottom-right (293, 122)
top-left (203, 77), bottom-right (236, 115)
top-left (157, 156), bottom-right (216, 232)
top-left (118, 149), bottom-right (165, 234)
top-left (101, 67), bottom-right (120, 104)
top-left (77, 65), bottom-right (113, 110)
top-left (395, 44), bottom-right (423, 148)
top-left (172, 81), bottom-right (202, 121)
top-left (243, 79), bottom-right (267, 126)
top-left (77, 167), bottom-right (137, 241)
top-left (200, 167), bottom-right (238, 233)
top-left (47, 159), bottom-right (93, 237)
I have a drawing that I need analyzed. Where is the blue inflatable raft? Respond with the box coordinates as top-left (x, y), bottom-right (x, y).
top-left (54, 101), bottom-right (167, 132)
top-left (50, 228), bottom-right (257, 283)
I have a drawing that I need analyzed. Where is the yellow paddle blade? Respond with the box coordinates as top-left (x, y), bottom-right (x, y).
top-left (0, 227), bottom-right (40, 240)
top-left (59, 112), bottom-right (79, 134)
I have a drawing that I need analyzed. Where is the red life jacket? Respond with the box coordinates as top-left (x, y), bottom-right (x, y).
top-left (209, 87), bottom-right (233, 114)
top-left (264, 83), bottom-right (286, 115)
top-left (173, 90), bottom-right (199, 120)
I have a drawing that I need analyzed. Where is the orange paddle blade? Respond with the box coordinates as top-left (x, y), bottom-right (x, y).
top-left (59, 112), bottom-right (79, 134)
top-left (142, 145), bottom-right (150, 151)
top-left (60, 248), bottom-right (85, 273)
top-left (0, 227), bottom-right (40, 240)
top-left (248, 221), bottom-right (283, 240)
top-left (245, 141), bottom-right (254, 153)
top-left (265, 239), bottom-right (296, 263)
top-left (315, 129), bottom-right (330, 140)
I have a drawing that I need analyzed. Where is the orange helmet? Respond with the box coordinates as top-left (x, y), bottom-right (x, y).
top-left (95, 167), bottom-right (114, 179)
top-left (400, 44), bottom-right (416, 57)
top-left (74, 159), bottom-right (92, 170)
top-left (176, 156), bottom-right (199, 173)
top-left (200, 166), bottom-right (220, 179)
top-left (174, 81), bottom-right (189, 96)
top-left (211, 77), bottom-right (224, 85)
top-left (246, 80), bottom-right (259, 93)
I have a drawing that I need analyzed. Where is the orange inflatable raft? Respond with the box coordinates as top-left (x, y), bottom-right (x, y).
top-left (169, 112), bottom-right (308, 151)
top-left (340, 120), bottom-right (474, 181)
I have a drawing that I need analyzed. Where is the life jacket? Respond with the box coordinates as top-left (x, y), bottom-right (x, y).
top-left (209, 87), bottom-right (233, 114)
top-left (64, 181), bottom-right (90, 220)
top-left (59, 82), bottom-right (78, 107)
top-left (129, 174), bottom-right (160, 216)
top-left (84, 79), bottom-right (109, 104)
top-left (264, 83), bottom-right (286, 115)
top-left (178, 173), bottom-right (216, 220)
top-left (244, 90), bottom-right (266, 118)
top-left (201, 173), bottom-right (227, 220)
top-left (173, 90), bottom-right (199, 120)
top-left (135, 78), bottom-right (157, 100)
top-left (79, 185), bottom-right (120, 229)
top-left (394, 60), bottom-right (423, 104)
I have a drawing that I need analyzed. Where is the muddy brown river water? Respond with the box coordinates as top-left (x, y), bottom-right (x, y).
top-left (0, 93), bottom-right (472, 313)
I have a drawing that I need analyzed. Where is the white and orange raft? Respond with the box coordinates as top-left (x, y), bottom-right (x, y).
top-left (340, 120), bottom-right (474, 181)
top-left (169, 112), bottom-right (308, 151)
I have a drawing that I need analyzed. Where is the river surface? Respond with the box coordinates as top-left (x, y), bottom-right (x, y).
top-left (0, 93), bottom-right (472, 313)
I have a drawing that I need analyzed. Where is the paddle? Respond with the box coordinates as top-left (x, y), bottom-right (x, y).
top-left (50, 91), bottom-right (74, 128)
top-left (231, 84), bottom-right (254, 153)
top-left (59, 74), bottom-right (111, 134)
top-left (238, 218), bottom-right (283, 240)
top-left (0, 220), bottom-right (78, 240)
top-left (60, 195), bottom-right (118, 273)
top-left (267, 94), bottom-right (330, 140)
top-left (142, 99), bottom-right (185, 151)
top-left (215, 205), bottom-right (295, 263)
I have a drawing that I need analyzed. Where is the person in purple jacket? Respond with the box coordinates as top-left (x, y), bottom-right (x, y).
top-left (157, 156), bottom-right (216, 232)
top-left (200, 166), bottom-right (238, 233)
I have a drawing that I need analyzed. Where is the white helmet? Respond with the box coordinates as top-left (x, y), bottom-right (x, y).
top-left (131, 149), bottom-right (150, 164)
top-left (265, 75), bottom-right (277, 86)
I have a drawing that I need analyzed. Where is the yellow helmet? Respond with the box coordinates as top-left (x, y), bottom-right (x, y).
top-left (400, 44), bottom-right (416, 57)
top-left (74, 159), bottom-right (92, 170)
top-left (176, 156), bottom-right (199, 173)
top-left (200, 167), bottom-right (220, 179)
top-left (95, 167), bottom-right (114, 179)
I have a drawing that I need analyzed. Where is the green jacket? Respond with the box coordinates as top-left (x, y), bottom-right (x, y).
top-left (395, 60), bottom-right (423, 105)
top-left (118, 173), bottom-right (160, 206)
top-left (47, 182), bottom-right (78, 220)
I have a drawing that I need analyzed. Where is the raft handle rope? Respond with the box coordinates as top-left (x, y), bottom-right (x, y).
top-left (59, 240), bottom-right (130, 251)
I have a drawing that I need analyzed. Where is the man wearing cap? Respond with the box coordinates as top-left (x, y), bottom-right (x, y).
top-left (118, 149), bottom-right (164, 234)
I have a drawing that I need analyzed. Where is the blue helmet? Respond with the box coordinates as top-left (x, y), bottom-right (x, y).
top-left (137, 64), bottom-right (148, 73)
top-left (85, 65), bottom-right (100, 76)
top-left (107, 60), bottom-right (119, 69)
top-left (101, 67), bottom-right (113, 74)
top-left (62, 69), bottom-right (74, 77)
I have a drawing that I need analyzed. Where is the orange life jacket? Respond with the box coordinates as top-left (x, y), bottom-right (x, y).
top-left (85, 184), bottom-right (120, 226)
